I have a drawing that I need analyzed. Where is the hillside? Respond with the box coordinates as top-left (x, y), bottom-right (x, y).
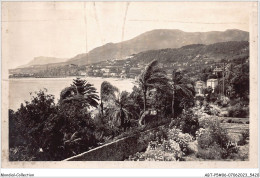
top-left (130, 41), bottom-right (249, 65)
top-left (9, 41), bottom-right (249, 78)
top-left (13, 29), bottom-right (249, 70)
top-left (66, 29), bottom-right (249, 66)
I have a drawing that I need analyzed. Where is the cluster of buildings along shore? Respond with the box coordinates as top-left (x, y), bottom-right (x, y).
top-left (10, 52), bottom-right (230, 79)
top-left (83, 58), bottom-right (218, 79)
top-left (10, 57), bottom-right (226, 97)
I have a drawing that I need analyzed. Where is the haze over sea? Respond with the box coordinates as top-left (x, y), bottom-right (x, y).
top-left (9, 77), bottom-right (135, 111)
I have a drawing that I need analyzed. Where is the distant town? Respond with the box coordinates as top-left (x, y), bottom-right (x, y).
top-left (9, 54), bottom-right (227, 79)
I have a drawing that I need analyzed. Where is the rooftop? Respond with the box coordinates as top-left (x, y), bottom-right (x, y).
top-left (207, 79), bottom-right (218, 82)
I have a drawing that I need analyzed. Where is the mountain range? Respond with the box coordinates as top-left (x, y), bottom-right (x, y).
top-left (10, 40), bottom-right (249, 77)
top-left (15, 29), bottom-right (249, 69)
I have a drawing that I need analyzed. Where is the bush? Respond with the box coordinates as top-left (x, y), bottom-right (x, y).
top-left (197, 117), bottom-right (230, 149)
top-left (167, 127), bottom-right (194, 155)
top-left (227, 119), bottom-right (233, 123)
top-left (9, 146), bottom-right (36, 161)
top-left (237, 130), bottom-right (249, 146)
top-left (127, 139), bottom-right (183, 161)
top-left (196, 143), bottom-right (225, 160)
top-left (222, 141), bottom-right (239, 159)
top-left (228, 103), bottom-right (249, 118)
top-left (127, 126), bottom-right (195, 161)
top-left (173, 109), bottom-right (199, 137)
top-left (196, 117), bottom-right (239, 159)
top-left (215, 96), bottom-right (230, 107)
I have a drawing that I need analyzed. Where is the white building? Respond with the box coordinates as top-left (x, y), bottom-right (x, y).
top-left (207, 79), bottom-right (218, 92)
top-left (79, 71), bottom-right (87, 76)
top-left (195, 81), bottom-right (206, 96)
top-left (101, 68), bottom-right (110, 73)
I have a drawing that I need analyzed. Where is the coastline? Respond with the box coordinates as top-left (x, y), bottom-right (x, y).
top-left (9, 77), bottom-right (136, 111)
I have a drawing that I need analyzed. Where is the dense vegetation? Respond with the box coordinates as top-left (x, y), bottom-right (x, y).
top-left (130, 41), bottom-right (249, 65)
top-left (9, 55), bottom-right (249, 161)
top-left (9, 60), bottom-right (194, 161)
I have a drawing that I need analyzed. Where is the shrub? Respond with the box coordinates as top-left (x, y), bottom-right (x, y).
top-left (174, 109), bottom-right (199, 137)
top-left (228, 103), bottom-right (249, 118)
top-left (127, 139), bottom-right (183, 161)
top-left (196, 143), bottom-right (225, 160)
top-left (237, 130), bottom-right (249, 146)
top-left (167, 127), bottom-right (194, 155)
top-left (203, 103), bottom-right (211, 115)
top-left (198, 117), bottom-right (230, 149)
top-left (215, 96), bottom-right (230, 107)
top-left (222, 141), bottom-right (239, 159)
top-left (227, 119), bottom-right (233, 123)
top-left (9, 146), bottom-right (36, 161)
top-left (196, 128), bottom-right (214, 149)
top-left (196, 117), bottom-right (239, 159)
top-left (135, 126), bottom-right (168, 149)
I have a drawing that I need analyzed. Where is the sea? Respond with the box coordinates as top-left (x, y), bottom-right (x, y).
top-left (9, 77), bottom-right (135, 111)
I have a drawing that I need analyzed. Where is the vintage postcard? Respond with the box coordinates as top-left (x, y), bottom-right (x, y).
top-left (1, 1), bottom-right (258, 169)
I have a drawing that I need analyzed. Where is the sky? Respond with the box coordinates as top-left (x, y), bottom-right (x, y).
top-left (2, 2), bottom-right (252, 69)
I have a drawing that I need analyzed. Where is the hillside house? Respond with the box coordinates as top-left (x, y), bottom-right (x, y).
top-left (79, 71), bottom-right (87, 76)
top-left (110, 73), bottom-right (118, 77)
top-left (129, 67), bottom-right (142, 75)
top-left (93, 69), bottom-right (100, 73)
top-left (213, 67), bottom-right (223, 75)
top-left (101, 68), bottom-right (110, 73)
top-left (195, 80), bottom-right (206, 96)
top-left (207, 79), bottom-right (218, 92)
top-left (103, 72), bottom-right (110, 77)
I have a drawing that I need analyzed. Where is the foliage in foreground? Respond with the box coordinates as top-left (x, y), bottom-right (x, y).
top-left (170, 109), bottom-right (199, 137)
top-left (9, 75), bottom-right (175, 161)
top-left (127, 111), bottom-right (249, 161)
top-left (126, 125), bottom-right (195, 161)
top-left (9, 78), bottom-right (103, 161)
top-left (196, 117), bottom-right (242, 160)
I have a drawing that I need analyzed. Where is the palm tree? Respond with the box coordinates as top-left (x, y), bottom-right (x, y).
top-left (171, 71), bottom-right (195, 118)
top-left (137, 60), bottom-right (169, 125)
top-left (105, 91), bottom-right (133, 131)
top-left (60, 78), bottom-right (99, 109)
top-left (100, 81), bottom-right (118, 116)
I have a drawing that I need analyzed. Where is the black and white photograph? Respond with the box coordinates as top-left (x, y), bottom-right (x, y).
top-left (1, 1), bottom-right (258, 172)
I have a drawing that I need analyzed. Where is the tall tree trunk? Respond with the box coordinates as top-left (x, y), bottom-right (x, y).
top-left (139, 89), bottom-right (147, 126)
top-left (100, 98), bottom-right (104, 116)
top-left (171, 87), bottom-right (175, 118)
top-left (143, 89), bottom-right (147, 111)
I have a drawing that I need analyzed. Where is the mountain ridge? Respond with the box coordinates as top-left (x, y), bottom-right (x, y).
top-left (15, 29), bottom-right (249, 69)
top-left (65, 29), bottom-right (249, 66)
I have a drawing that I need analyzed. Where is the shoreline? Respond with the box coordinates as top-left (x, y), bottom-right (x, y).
top-left (9, 77), bottom-right (136, 111)
top-left (9, 76), bottom-right (136, 81)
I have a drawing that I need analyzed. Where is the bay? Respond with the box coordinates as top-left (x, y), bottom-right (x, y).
top-left (9, 77), bottom-right (135, 111)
